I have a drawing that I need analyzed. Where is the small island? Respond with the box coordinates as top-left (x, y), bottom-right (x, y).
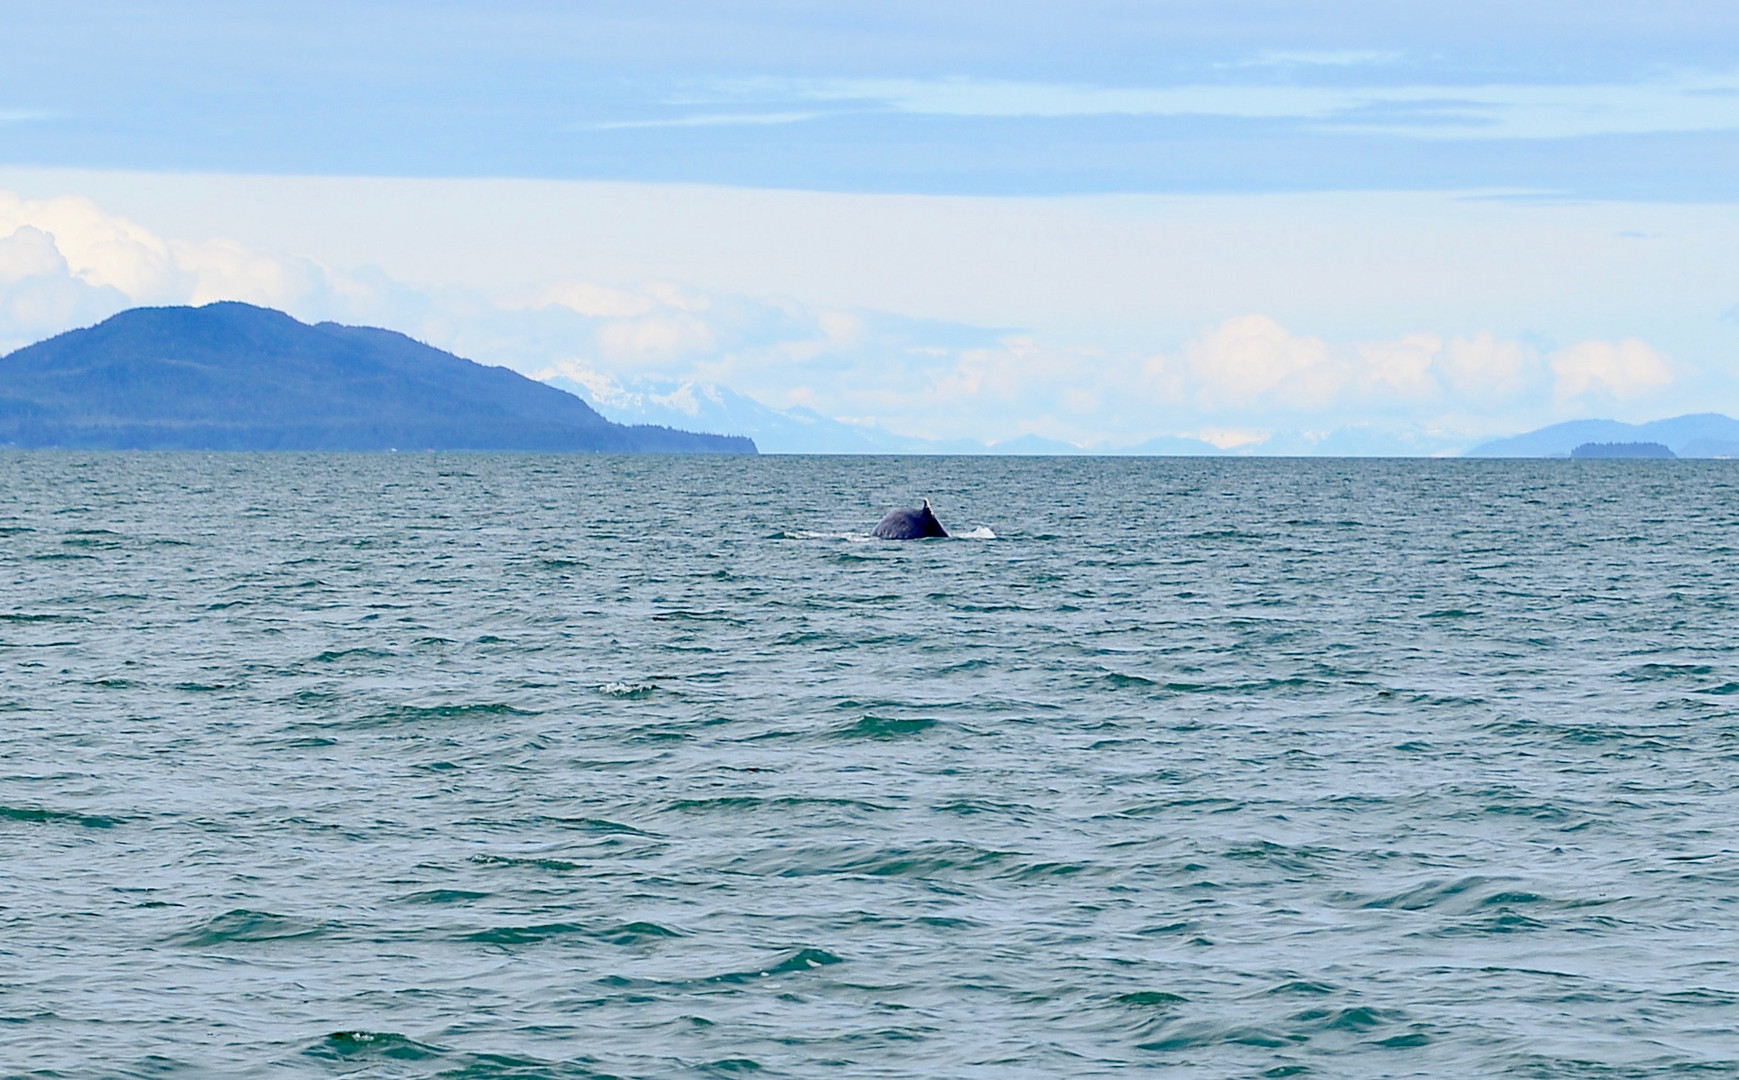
top-left (1569, 441), bottom-right (1677, 459)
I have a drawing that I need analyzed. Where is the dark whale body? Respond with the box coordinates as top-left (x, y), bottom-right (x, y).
top-left (873, 500), bottom-right (949, 540)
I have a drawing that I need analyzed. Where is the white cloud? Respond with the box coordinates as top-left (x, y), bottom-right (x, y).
top-left (1354, 332), bottom-right (1441, 401)
top-left (0, 224), bottom-right (67, 283)
top-left (1169, 314), bottom-right (1341, 411)
top-left (816, 311), bottom-right (863, 345)
top-left (1107, 317), bottom-right (1685, 440)
top-left (1144, 316), bottom-right (1470, 416)
top-left (0, 189), bottom-right (536, 361)
top-left (725, 70), bottom-right (1739, 139)
top-left (0, 223), bottom-right (131, 353)
top-left (0, 192), bottom-right (181, 301)
top-left (0, 185), bottom-right (1706, 451)
top-left (1434, 332), bottom-right (1542, 400)
top-left (175, 236), bottom-right (332, 309)
top-left (521, 280), bottom-right (659, 318)
top-left (512, 307), bottom-right (1689, 447)
top-left (596, 313), bottom-right (716, 365)
top-left (1550, 338), bottom-right (1675, 401)
top-left (0, 189), bottom-right (383, 353)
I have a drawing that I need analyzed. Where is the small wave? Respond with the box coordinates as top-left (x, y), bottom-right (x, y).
top-left (1137, 1021), bottom-right (1293, 1051)
top-left (464, 922), bottom-right (592, 945)
top-left (1290, 1004), bottom-right (1399, 1032)
top-left (957, 526), bottom-right (997, 539)
top-left (396, 888), bottom-right (490, 904)
top-left (363, 702), bottom-right (536, 724)
top-left (470, 853), bottom-right (582, 872)
top-left (1116, 991), bottom-right (1187, 1007)
top-left (0, 804), bottom-right (127, 829)
top-left (601, 920), bottom-right (685, 946)
top-left (831, 715), bottom-right (937, 739)
top-left (1621, 662), bottom-right (1715, 682)
top-left (703, 1059), bottom-right (764, 1075)
top-left (1264, 979), bottom-right (1337, 996)
top-left (1350, 875), bottom-right (1586, 919)
top-left (1356, 876), bottom-right (1496, 912)
top-left (278, 735), bottom-right (338, 749)
top-left (932, 658), bottom-right (992, 673)
top-left (458, 919), bottom-right (687, 951)
top-left (539, 815), bottom-right (660, 836)
top-left (1662, 987), bottom-right (1739, 1006)
top-left (305, 1031), bottom-right (445, 1063)
top-left (709, 947), bottom-right (844, 984)
top-left (650, 609), bottom-right (740, 624)
top-left (167, 909), bottom-right (333, 947)
top-left (310, 647), bottom-right (394, 664)
top-left (599, 681), bottom-right (657, 698)
top-left (831, 550), bottom-right (886, 562)
top-left (665, 795), bottom-right (890, 814)
top-left (932, 797), bottom-right (1026, 817)
top-left (816, 841), bottom-right (1011, 879)
top-left (770, 630), bottom-right (838, 647)
top-left (780, 529), bottom-right (868, 542)
top-left (423, 1049), bottom-right (584, 1077)
top-left (998, 860), bottom-right (1087, 880)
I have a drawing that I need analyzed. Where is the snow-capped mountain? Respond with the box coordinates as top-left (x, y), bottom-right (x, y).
top-left (543, 373), bottom-right (950, 453)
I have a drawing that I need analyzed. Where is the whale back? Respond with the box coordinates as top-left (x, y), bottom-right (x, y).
top-left (873, 500), bottom-right (949, 540)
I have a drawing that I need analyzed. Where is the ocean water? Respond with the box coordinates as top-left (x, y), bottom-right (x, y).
top-left (3, 452), bottom-right (1738, 1079)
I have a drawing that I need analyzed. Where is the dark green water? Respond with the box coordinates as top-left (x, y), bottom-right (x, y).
top-left (3, 453), bottom-right (1737, 1078)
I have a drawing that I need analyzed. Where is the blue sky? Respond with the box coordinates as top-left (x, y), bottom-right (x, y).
top-left (8, 1), bottom-right (1739, 197)
top-left (3, 2), bottom-right (1738, 449)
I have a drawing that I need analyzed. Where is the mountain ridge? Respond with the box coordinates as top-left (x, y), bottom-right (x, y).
top-left (0, 303), bottom-right (754, 453)
top-left (1466, 413), bottom-right (1739, 458)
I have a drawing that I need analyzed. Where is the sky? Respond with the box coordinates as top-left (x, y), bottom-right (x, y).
top-left (2, 1), bottom-right (1738, 451)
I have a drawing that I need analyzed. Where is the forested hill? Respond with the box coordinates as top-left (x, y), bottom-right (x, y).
top-left (0, 303), bottom-right (756, 453)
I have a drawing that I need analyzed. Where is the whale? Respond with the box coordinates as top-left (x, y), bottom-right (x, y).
top-left (873, 499), bottom-right (949, 540)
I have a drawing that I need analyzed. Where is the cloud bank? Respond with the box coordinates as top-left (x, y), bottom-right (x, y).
top-left (0, 191), bottom-right (372, 353)
top-left (0, 188), bottom-right (1700, 453)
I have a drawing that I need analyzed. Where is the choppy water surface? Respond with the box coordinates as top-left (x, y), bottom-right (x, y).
top-left (3, 453), bottom-right (1738, 1078)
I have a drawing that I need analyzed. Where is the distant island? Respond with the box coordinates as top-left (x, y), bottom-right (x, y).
top-left (1467, 414), bottom-right (1739, 458)
top-left (1570, 441), bottom-right (1676, 459)
top-left (0, 303), bottom-right (755, 453)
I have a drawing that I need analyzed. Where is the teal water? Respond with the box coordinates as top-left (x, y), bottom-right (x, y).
top-left (3, 453), bottom-right (1737, 1078)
